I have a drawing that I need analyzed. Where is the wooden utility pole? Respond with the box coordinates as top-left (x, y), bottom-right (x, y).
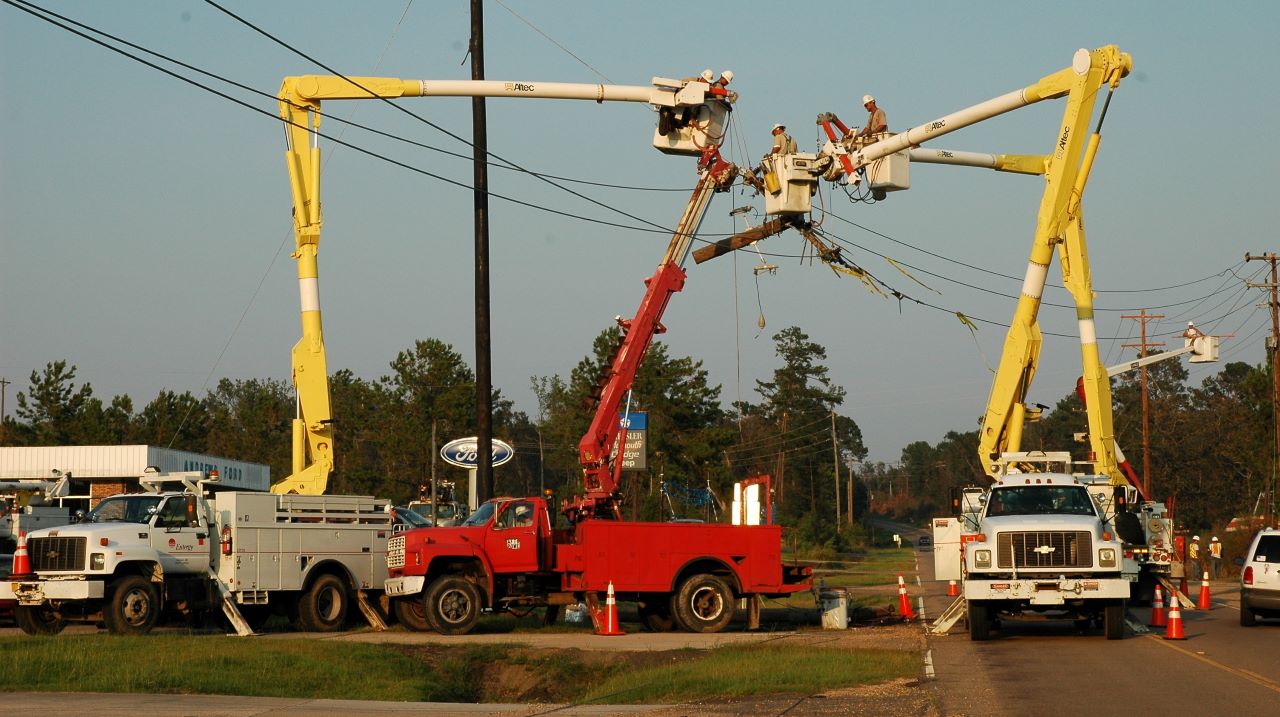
top-left (847, 463), bottom-right (855, 525)
top-left (830, 411), bottom-right (841, 530)
top-left (470, 0), bottom-right (493, 503)
top-left (0, 377), bottom-right (9, 444)
top-left (1122, 309), bottom-right (1165, 498)
top-left (1246, 252), bottom-right (1280, 527)
top-left (775, 411), bottom-right (788, 508)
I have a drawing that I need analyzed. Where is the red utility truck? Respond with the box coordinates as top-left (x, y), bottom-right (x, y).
top-left (386, 487), bottom-right (811, 634)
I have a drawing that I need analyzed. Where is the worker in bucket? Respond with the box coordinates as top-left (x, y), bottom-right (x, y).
top-left (769, 123), bottom-right (796, 155)
top-left (858, 94), bottom-right (887, 138)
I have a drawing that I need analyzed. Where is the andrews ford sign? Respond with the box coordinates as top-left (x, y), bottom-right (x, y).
top-left (440, 437), bottom-right (515, 468)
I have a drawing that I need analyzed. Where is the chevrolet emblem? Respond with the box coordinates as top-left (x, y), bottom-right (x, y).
top-left (45, 550), bottom-right (60, 559)
top-left (1033, 545), bottom-right (1055, 555)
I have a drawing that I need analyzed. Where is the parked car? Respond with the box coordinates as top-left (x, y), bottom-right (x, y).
top-left (917, 535), bottom-right (933, 548)
top-left (1240, 528), bottom-right (1280, 626)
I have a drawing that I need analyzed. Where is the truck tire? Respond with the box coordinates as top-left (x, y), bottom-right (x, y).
top-left (638, 595), bottom-right (675, 632)
top-left (15, 604), bottom-right (66, 636)
top-left (1240, 602), bottom-right (1257, 627)
top-left (672, 574), bottom-right (734, 634)
top-left (103, 575), bottom-right (161, 635)
top-left (296, 573), bottom-right (349, 632)
top-left (424, 575), bottom-right (482, 635)
top-left (393, 596), bottom-right (432, 632)
top-left (1104, 601), bottom-right (1126, 640)
top-left (967, 600), bottom-right (990, 641)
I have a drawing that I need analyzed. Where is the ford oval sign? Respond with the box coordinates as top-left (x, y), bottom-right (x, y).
top-left (440, 437), bottom-right (515, 468)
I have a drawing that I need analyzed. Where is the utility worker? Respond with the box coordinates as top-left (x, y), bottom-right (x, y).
top-left (770, 124), bottom-right (796, 155)
top-left (1188, 535), bottom-right (1201, 578)
top-left (1209, 536), bottom-right (1222, 578)
top-left (858, 94), bottom-right (887, 137)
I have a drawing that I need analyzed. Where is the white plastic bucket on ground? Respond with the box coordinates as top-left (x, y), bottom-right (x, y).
top-left (819, 588), bottom-right (848, 629)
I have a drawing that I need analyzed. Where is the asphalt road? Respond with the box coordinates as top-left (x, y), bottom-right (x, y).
top-left (909, 524), bottom-right (1280, 716)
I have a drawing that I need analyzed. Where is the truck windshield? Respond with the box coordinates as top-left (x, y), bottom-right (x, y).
top-left (985, 486), bottom-right (1096, 517)
top-left (461, 502), bottom-right (495, 527)
top-left (86, 495), bottom-right (164, 524)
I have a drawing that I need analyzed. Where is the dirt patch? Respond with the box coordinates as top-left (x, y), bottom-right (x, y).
top-left (394, 623), bottom-right (930, 714)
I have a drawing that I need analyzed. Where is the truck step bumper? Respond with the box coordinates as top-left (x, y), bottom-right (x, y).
top-left (964, 577), bottom-right (1129, 604)
top-left (3, 579), bottom-right (106, 604)
top-left (384, 576), bottom-right (425, 597)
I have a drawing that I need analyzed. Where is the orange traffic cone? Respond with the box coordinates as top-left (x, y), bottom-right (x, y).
top-left (896, 573), bottom-right (916, 620)
top-left (1150, 583), bottom-right (1166, 627)
top-left (1197, 571), bottom-right (1212, 610)
top-left (594, 581), bottom-right (626, 636)
top-left (1163, 592), bottom-right (1186, 640)
top-left (11, 530), bottom-right (31, 578)
top-left (947, 579), bottom-right (959, 597)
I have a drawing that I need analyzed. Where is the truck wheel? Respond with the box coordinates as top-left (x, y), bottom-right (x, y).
top-left (638, 595), bottom-right (675, 632)
top-left (424, 575), bottom-right (482, 635)
top-left (1240, 602), bottom-right (1257, 627)
top-left (104, 575), bottom-right (160, 635)
top-left (672, 574), bottom-right (734, 633)
top-left (393, 596), bottom-right (432, 632)
top-left (1104, 601), bottom-right (1126, 640)
top-left (967, 600), bottom-right (990, 641)
top-left (15, 604), bottom-right (66, 636)
top-left (296, 574), bottom-right (349, 632)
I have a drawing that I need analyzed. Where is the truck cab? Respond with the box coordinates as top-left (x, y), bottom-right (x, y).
top-left (955, 467), bottom-right (1130, 640)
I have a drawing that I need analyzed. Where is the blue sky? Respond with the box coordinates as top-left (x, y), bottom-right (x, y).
top-left (2, 1), bottom-right (1277, 464)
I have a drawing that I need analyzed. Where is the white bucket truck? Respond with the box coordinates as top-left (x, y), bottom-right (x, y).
top-left (934, 452), bottom-right (1132, 640)
top-left (1, 469), bottom-right (393, 635)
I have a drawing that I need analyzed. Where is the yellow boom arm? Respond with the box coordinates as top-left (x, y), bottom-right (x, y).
top-left (976, 46), bottom-right (1131, 484)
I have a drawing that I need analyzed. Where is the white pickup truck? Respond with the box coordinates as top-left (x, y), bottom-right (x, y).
top-left (934, 453), bottom-right (1132, 640)
top-left (2, 470), bottom-right (395, 635)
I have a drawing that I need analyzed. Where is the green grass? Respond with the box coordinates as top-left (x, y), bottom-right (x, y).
top-left (0, 635), bottom-right (917, 705)
top-left (579, 645), bottom-right (918, 704)
top-left (0, 635), bottom-right (487, 702)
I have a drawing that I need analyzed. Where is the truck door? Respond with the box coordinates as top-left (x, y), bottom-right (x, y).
top-left (149, 495), bottom-right (212, 575)
top-left (484, 499), bottom-right (540, 574)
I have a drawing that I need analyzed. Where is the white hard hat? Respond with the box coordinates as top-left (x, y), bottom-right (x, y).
top-left (772, 123), bottom-right (785, 131)
top-left (862, 94), bottom-right (875, 105)
top-left (719, 70), bottom-right (734, 83)
top-left (1192, 535), bottom-right (1200, 540)
top-left (700, 69), bottom-right (715, 82)
top-left (1212, 536), bottom-right (1219, 541)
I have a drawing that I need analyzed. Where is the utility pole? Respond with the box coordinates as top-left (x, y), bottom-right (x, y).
top-left (830, 411), bottom-right (841, 530)
top-left (775, 411), bottom-right (788, 508)
top-left (470, 0), bottom-right (493, 503)
top-left (1122, 309), bottom-right (1165, 498)
top-left (847, 462), bottom-right (855, 526)
top-left (0, 377), bottom-right (9, 444)
top-left (1246, 252), bottom-right (1280, 527)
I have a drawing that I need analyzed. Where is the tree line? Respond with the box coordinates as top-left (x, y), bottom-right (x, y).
top-left (1, 327), bottom-right (866, 544)
top-left (5, 333), bottom-right (1268, 537)
top-left (861, 357), bottom-right (1276, 533)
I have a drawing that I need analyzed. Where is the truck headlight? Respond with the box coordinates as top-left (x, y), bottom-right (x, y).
top-left (1098, 548), bottom-right (1116, 568)
top-left (90, 553), bottom-right (106, 570)
top-left (975, 549), bottom-right (992, 569)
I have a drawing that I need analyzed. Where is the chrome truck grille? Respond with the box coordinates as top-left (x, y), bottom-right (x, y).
top-left (997, 531), bottom-right (1092, 569)
top-left (28, 536), bottom-right (86, 572)
top-left (387, 534), bottom-right (405, 569)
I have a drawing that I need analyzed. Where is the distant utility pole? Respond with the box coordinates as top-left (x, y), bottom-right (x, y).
top-left (1245, 252), bottom-right (1280, 527)
top-left (0, 376), bottom-right (9, 444)
top-left (1122, 309), bottom-right (1165, 498)
top-left (830, 411), bottom-right (840, 531)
